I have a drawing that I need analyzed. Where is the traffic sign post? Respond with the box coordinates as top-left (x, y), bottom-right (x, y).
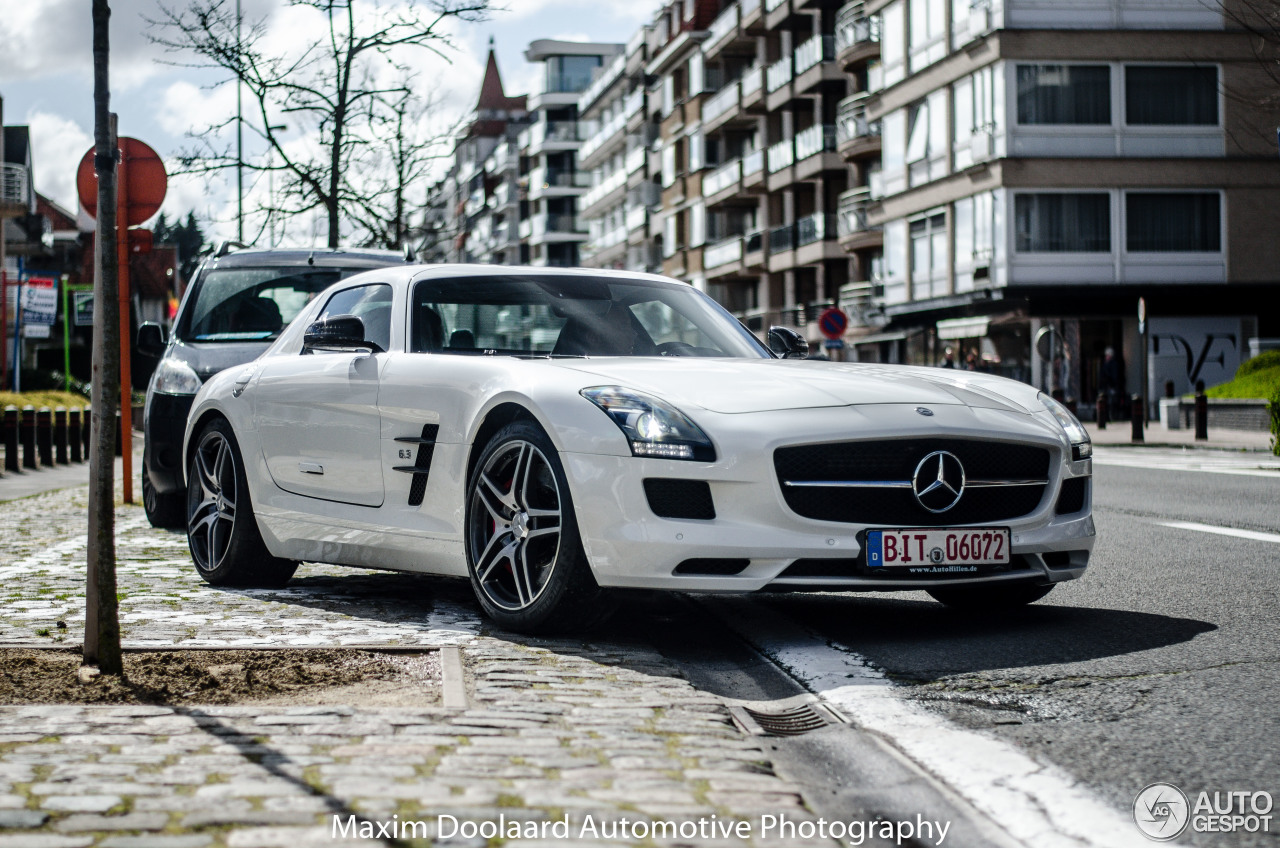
top-left (78, 136), bottom-right (167, 504)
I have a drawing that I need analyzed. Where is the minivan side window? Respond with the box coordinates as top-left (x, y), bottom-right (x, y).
top-left (315, 284), bottom-right (394, 352)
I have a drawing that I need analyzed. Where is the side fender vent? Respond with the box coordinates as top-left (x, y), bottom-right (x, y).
top-left (395, 424), bottom-right (440, 506)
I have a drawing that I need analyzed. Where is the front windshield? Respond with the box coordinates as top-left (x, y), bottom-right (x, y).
top-left (410, 275), bottom-right (771, 359)
top-left (178, 268), bottom-right (360, 342)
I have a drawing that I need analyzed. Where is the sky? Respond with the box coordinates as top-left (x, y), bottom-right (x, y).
top-left (0, 0), bottom-right (659, 245)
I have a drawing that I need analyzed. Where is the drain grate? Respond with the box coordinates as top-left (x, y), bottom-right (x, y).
top-left (728, 700), bottom-right (846, 737)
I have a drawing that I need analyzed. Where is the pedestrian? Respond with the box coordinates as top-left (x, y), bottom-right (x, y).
top-left (941, 347), bottom-right (956, 368)
top-left (1099, 346), bottom-right (1123, 417)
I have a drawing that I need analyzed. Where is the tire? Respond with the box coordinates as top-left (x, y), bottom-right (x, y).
top-left (927, 582), bottom-right (1054, 611)
top-left (143, 470), bottom-right (186, 530)
top-left (465, 420), bottom-right (613, 634)
top-left (186, 417), bottom-right (298, 588)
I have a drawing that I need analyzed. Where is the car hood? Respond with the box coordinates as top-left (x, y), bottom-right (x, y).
top-left (167, 339), bottom-right (273, 382)
top-left (550, 358), bottom-right (1040, 415)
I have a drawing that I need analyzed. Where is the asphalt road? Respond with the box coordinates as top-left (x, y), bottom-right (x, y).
top-left (734, 449), bottom-right (1280, 847)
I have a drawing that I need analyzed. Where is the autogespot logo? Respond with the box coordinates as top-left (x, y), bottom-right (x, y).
top-left (1134, 783), bottom-right (1191, 841)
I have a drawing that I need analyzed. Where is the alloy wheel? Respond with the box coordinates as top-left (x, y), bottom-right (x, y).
top-left (468, 440), bottom-right (563, 611)
top-left (188, 430), bottom-right (238, 574)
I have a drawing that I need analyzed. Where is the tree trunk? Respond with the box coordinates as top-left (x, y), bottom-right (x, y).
top-left (85, 0), bottom-right (124, 676)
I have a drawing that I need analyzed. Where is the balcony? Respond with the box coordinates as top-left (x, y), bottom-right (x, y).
top-left (766, 138), bottom-right (794, 173)
top-left (794, 124), bottom-right (837, 162)
top-left (588, 224), bottom-right (629, 256)
top-left (836, 94), bottom-right (882, 160)
top-left (580, 111), bottom-right (628, 164)
top-left (528, 167), bottom-right (591, 197)
top-left (579, 53), bottom-right (626, 114)
top-left (626, 205), bottom-right (647, 233)
top-left (836, 2), bottom-right (880, 67)
top-left (624, 88), bottom-right (644, 119)
top-left (581, 169), bottom-right (628, 212)
top-left (765, 55), bottom-right (793, 93)
top-left (525, 121), bottom-right (585, 154)
top-left (741, 64), bottom-right (764, 100)
top-left (625, 145), bottom-right (647, 175)
top-left (743, 149), bottom-right (765, 178)
top-left (702, 80), bottom-right (741, 126)
top-left (702, 158), bottom-right (742, 198)
top-left (837, 187), bottom-right (882, 250)
top-left (794, 34), bottom-right (835, 76)
top-left (1, 164), bottom-right (32, 212)
top-left (795, 212), bottom-right (835, 247)
top-left (529, 213), bottom-right (588, 239)
top-left (706, 3), bottom-right (740, 54)
top-left (704, 235), bottom-right (744, 269)
top-left (769, 223), bottom-right (794, 254)
top-left (765, 0), bottom-right (787, 12)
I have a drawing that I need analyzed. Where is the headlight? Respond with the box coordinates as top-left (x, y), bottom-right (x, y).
top-left (151, 358), bottom-right (202, 396)
top-left (581, 386), bottom-right (715, 462)
top-left (1040, 393), bottom-right (1091, 460)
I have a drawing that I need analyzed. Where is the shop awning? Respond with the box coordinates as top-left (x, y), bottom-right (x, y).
top-left (936, 316), bottom-right (990, 340)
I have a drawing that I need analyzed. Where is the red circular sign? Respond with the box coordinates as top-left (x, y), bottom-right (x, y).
top-left (77, 138), bottom-right (168, 226)
top-left (818, 306), bottom-right (848, 340)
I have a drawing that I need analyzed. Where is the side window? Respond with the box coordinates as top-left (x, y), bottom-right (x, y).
top-left (315, 284), bottom-right (393, 352)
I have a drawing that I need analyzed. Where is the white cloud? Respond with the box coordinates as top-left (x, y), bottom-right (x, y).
top-left (25, 111), bottom-right (95, 213)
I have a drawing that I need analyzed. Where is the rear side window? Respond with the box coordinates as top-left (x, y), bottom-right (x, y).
top-left (316, 284), bottom-right (393, 352)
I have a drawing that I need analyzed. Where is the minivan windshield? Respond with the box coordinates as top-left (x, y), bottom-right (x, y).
top-left (410, 275), bottom-right (771, 359)
top-left (178, 268), bottom-right (361, 342)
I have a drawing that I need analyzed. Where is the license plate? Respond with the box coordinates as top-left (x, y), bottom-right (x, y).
top-left (866, 528), bottom-right (1010, 567)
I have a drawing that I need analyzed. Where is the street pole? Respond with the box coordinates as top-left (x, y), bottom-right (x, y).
top-left (116, 133), bottom-right (133, 504)
top-left (236, 0), bottom-right (243, 243)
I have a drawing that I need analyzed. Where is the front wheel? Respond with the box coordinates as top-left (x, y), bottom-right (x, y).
top-left (187, 418), bottom-right (298, 588)
top-left (465, 420), bottom-right (612, 633)
top-left (927, 582), bottom-right (1054, 611)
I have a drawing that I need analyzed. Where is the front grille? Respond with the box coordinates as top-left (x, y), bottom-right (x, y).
top-left (774, 439), bottom-right (1051, 526)
top-left (644, 478), bottom-right (715, 520)
top-left (1055, 477), bottom-right (1088, 515)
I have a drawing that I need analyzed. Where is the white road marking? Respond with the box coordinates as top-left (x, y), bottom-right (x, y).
top-left (705, 597), bottom-right (1148, 848)
top-left (1157, 520), bottom-right (1280, 544)
top-left (1091, 448), bottom-right (1280, 479)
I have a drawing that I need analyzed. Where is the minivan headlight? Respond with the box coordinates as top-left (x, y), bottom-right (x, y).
top-left (1040, 393), bottom-right (1091, 460)
top-left (152, 358), bottom-right (202, 396)
top-left (581, 386), bottom-right (715, 462)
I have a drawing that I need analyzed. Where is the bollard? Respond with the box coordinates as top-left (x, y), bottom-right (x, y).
top-left (1164, 380), bottom-right (1175, 399)
top-left (1095, 395), bottom-right (1108, 430)
top-left (54, 407), bottom-right (69, 465)
top-left (21, 406), bottom-right (40, 469)
top-left (1130, 395), bottom-right (1144, 443)
top-left (82, 406), bottom-right (92, 460)
top-left (2, 406), bottom-right (18, 473)
top-left (1194, 382), bottom-right (1208, 441)
top-left (36, 408), bottom-right (54, 467)
top-left (69, 408), bottom-right (83, 463)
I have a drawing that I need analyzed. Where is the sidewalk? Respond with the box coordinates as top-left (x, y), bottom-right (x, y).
top-left (1084, 420), bottom-right (1273, 451)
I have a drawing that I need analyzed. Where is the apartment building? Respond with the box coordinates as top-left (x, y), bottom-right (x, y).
top-left (516, 40), bottom-right (623, 268)
top-left (438, 46), bottom-right (529, 265)
top-left (577, 28), bottom-right (663, 274)
top-left (847, 0), bottom-right (1280, 410)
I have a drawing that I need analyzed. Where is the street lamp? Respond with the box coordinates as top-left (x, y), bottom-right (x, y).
top-left (266, 124), bottom-right (286, 245)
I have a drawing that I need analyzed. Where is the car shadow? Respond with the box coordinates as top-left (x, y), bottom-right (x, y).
top-left (749, 592), bottom-right (1217, 682)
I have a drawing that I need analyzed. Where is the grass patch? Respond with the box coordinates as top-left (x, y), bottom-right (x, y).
top-left (1205, 350), bottom-right (1280, 399)
top-left (0, 390), bottom-right (91, 409)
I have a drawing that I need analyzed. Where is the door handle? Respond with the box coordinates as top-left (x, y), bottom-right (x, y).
top-left (298, 462), bottom-right (324, 475)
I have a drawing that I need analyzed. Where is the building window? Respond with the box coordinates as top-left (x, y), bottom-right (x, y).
top-left (1016, 65), bottom-right (1110, 125)
top-left (909, 211), bottom-right (947, 296)
top-left (1126, 192), bottom-right (1220, 252)
top-left (881, 2), bottom-right (905, 87)
top-left (1015, 193), bottom-right (1110, 252)
top-left (546, 55), bottom-right (603, 94)
top-left (909, 0), bottom-right (947, 72)
top-left (1125, 66), bottom-right (1218, 125)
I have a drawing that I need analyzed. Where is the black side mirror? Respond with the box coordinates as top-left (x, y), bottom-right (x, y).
top-left (768, 326), bottom-right (809, 359)
top-left (136, 322), bottom-right (167, 358)
top-left (303, 315), bottom-right (382, 353)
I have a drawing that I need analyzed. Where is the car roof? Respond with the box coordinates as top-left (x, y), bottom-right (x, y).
top-left (404, 263), bottom-right (689, 289)
top-left (202, 247), bottom-right (410, 271)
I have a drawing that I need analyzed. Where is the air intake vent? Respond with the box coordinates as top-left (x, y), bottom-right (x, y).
top-left (1055, 477), bottom-right (1088, 515)
top-left (674, 558), bottom-right (750, 576)
top-left (644, 478), bottom-right (715, 520)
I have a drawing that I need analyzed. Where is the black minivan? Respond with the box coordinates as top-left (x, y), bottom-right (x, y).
top-left (136, 245), bottom-right (410, 528)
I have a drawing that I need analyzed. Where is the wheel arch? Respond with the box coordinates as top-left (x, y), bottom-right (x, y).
top-left (182, 408), bottom-right (230, 488)
top-left (466, 401), bottom-right (542, 490)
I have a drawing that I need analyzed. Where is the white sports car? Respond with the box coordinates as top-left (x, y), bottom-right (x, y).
top-left (183, 265), bottom-right (1095, 632)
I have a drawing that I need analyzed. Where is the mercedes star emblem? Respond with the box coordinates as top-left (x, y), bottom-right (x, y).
top-left (912, 450), bottom-right (966, 513)
top-left (916, 407), bottom-right (934, 416)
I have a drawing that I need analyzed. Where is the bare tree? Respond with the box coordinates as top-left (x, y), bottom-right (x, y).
top-left (86, 0), bottom-right (124, 677)
top-left (346, 84), bottom-right (455, 250)
top-left (148, 0), bottom-right (488, 248)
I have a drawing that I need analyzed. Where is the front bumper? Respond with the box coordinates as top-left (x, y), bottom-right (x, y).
top-left (143, 391), bottom-right (196, 495)
top-left (560, 402), bottom-right (1095, 593)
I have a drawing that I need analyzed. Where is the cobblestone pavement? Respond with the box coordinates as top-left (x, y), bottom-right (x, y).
top-left (0, 490), bottom-right (836, 847)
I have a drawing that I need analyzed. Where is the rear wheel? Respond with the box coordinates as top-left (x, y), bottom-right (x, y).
top-left (927, 582), bottom-right (1054, 610)
top-left (187, 418), bottom-right (298, 588)
top-left (143, 470), bottom-right (186, 530)
top-left (465, 420), bottom-right (612, 633)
